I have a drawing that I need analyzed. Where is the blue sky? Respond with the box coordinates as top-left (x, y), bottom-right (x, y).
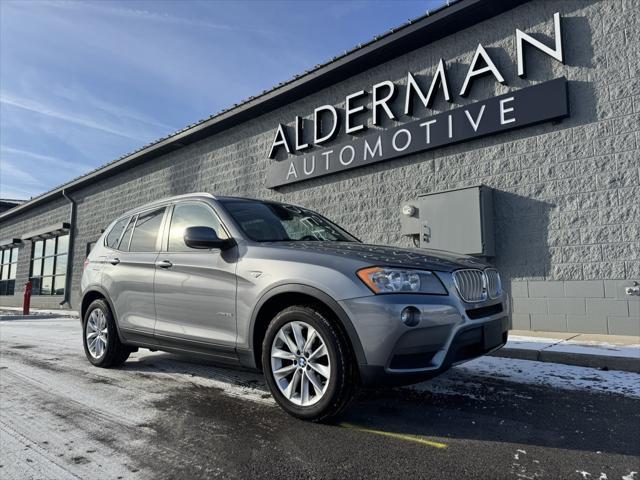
top-left (0, 0), bottom-right (445, 200)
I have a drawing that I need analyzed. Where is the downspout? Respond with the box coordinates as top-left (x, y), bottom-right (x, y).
top-left (60, 189), bottom-right (76, 307)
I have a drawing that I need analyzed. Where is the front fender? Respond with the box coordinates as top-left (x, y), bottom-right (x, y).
top-left (246, 283), bottom-right (367, 368)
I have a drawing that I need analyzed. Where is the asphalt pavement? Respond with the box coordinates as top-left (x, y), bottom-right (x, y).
top-left (1, 316), bottom-right (638, 480)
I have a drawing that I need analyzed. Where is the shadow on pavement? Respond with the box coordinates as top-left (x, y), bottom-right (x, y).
top-left (124, 350), bottom-right (639, 458)
top-left (343, 376), bottom-right (640, 458)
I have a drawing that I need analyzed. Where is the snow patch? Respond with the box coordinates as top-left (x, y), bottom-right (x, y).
top-left (412, 356), bottom-right (640, 399)
top-left (508, 335), bottom-right (640, 359)
top-left (514, 449), bottom-right (527, 460)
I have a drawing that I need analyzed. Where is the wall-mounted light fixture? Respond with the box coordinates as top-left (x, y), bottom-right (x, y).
top-left (401, 204), bottom-right (416, 217)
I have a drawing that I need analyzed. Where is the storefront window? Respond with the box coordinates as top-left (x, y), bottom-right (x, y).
top-left (30, 234), bottom-right (68, 295)
top-left (0, 247), bottom-right (19, 295)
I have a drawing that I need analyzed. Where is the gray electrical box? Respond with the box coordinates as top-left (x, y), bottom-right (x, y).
top-left (401, 186), bottom-right (494, 257)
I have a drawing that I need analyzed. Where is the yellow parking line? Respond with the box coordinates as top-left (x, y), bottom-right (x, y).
top-left (339, 423), bottom-right (448, 449)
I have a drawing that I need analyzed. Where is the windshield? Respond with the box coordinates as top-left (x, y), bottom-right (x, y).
top-left (219, 199), bottom-right (359, 243)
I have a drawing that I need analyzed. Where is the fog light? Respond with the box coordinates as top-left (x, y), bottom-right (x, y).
top-left (401, 306), bottom-right (420, 327)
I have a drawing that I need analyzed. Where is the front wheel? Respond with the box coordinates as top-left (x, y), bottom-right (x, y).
top-left (83, 299), bottom-right (131, 367)
top-left (262, 305), bottom-right (358, 421)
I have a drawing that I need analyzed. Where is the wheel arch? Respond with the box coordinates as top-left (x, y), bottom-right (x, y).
top-left (249, 284), bottom-right (366, 371)
top-left (80, 288), bottom-right (126, 343)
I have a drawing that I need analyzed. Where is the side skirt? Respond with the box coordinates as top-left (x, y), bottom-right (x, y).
top-left (120, 329), bottom-right (244, 367)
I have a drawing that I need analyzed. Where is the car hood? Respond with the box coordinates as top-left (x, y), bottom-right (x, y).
top-left (263, 241), bottom-right (488, 272)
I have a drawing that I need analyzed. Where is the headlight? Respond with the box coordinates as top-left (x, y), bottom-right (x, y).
top-left (356, 267), bottom-right (447, 294)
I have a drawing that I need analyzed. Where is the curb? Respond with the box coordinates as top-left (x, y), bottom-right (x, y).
top-left (0, 313), bottom-right (79, 321)
top-left (489, 347), bottom-right (640, 374)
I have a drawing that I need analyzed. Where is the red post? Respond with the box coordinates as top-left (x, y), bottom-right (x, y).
top-left (23, 281), bottom-right (32, 315)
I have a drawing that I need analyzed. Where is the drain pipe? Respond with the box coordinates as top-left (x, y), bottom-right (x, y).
top-left (60, 189), bottom-right (76, 307)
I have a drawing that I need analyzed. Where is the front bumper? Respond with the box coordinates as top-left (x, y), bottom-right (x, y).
top-left (338, 289), bottom-right (510, 387)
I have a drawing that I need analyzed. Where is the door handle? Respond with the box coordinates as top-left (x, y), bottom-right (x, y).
top-left (155, 260), bottom-right (173, 269)
top-left (109, 257), bottom-right (120, 265)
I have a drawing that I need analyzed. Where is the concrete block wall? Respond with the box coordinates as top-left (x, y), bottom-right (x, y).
top-left (511, 280), bottom-right (639, 335)
top-left (0, 0), bottom-right (638, 335)
top-left (0, 198), bottom-right (72, 310)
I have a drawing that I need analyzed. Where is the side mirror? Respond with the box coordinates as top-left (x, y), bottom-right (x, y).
top-left (184, 226), bottom-right (232, 250)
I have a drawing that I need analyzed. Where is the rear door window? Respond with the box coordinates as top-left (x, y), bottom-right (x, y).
top-left (129, 208), bottom-right (165, 252)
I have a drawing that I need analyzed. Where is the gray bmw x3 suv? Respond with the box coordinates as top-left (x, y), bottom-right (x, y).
top-left (81, 193), bottom-right (509, 420)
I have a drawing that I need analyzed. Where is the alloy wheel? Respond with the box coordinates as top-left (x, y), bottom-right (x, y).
top-left (86, 308), bottom-right (108, 359)
top-left (270, 321), bottom-right (331, 406)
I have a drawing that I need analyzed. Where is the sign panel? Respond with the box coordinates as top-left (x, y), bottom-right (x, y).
top-left (266, 77), bottom-right (569, 188)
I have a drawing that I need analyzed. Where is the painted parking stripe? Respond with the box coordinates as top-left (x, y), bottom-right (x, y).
top-left (340, 423), bottom-right (448, 449)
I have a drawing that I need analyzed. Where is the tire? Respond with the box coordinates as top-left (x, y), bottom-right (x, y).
top-left (262, 305), bottom-right (358, 422)
top-left (83, 299), bottom-right (131, 368)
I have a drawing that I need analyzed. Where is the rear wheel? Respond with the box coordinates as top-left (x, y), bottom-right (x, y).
top-left (83, 299), bottom-right (130, 367)
top-left (262, 305), bottom-right (358, 421)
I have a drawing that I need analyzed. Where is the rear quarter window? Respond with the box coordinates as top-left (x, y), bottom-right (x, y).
top-left (119, 216), bottom-right (136, 252)
top-left (104, 217), bottom-right (129, 249)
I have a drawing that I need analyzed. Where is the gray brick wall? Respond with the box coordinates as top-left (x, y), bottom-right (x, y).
top-left (1, 0), bottom-right (638, 334)
top-left (512, 279), bottom-right (639, 335)
top-left (0, 199), bottom-right (72, 310)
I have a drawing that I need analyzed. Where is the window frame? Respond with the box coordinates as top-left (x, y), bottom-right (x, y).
top-left (29, 233), bottom-right (69, 296)
top-left (0, 246), bottom-right (19, 296)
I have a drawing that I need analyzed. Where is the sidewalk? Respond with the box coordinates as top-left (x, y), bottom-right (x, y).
top-left (492, 330), bottom-right (640, 373)
top-left (0, 306), bottom-right (78, 320)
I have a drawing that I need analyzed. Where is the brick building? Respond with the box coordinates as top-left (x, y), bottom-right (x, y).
top-left (1, 0), bottom-right (638, 335)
